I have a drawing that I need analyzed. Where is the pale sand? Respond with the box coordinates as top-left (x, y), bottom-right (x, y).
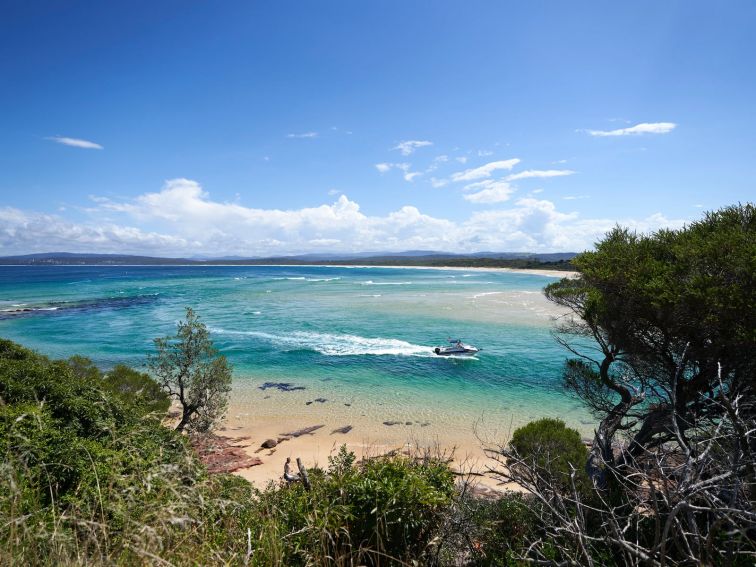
top-left (271, 264), bottom-right (579, 280)
top-left (370, 265), bottom-right (578, 279)
top-left (220, 389), bottom-right (526, 494)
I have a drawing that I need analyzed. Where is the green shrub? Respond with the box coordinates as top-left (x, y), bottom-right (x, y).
top-left (66, 354), bottom-right (170, 416)
top-left (252, 446), bottom-right (455, 565)
top-left (447, 491), bottom-right (539, 566)
top-left (510, 418), bottom-right (589, 494)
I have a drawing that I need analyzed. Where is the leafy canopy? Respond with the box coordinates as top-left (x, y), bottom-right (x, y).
top-left (149, 307), bottom-right (232, 433)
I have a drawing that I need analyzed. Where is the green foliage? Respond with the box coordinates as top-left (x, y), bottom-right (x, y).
top-left (462, 493), bottom-right (539, 566)
top-left (252, 446), bottom-right (456, 565)
top-left (104, 364), bottom-right (171, 414)
top-left (66, 355), bottom-right (171, 415)
top-left (149, 307), bottom-right (232, 433)
top-left (1, 344), bottom-right (460, 565)
top-left (510, 418), bottom-right (589, 494)
top-left (547, 203), bottom-right (755, 401)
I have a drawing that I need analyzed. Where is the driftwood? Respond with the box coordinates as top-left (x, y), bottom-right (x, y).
top-left (331, 425), bottom-right (353, 434)
top-left (297, 457), bottom-right (311, 491)
top-left (282, 456), bottom-right (311, 491)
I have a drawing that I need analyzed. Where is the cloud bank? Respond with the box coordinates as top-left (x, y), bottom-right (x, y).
top-left (0, 178), bottom-right (687, 257)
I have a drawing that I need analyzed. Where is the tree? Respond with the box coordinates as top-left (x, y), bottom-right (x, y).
top-left (148, 307), bottom-right (232, 433)
top-left (486, 204), bottom-right (756, 565)
top-left (544, 204), bottom-right (755, 483)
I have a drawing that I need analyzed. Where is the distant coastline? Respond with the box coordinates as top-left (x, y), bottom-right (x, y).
top-left (0, 251), bottom-right (577, 272)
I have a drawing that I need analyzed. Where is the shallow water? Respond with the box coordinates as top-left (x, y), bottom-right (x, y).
top-left (0, 265), bottom-right (592, 435)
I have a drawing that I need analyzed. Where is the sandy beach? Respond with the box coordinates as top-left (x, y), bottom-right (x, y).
top-left (220, 392), bottom-right (523, 493)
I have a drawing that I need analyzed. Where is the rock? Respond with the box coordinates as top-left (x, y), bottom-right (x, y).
top-left (259, 382), bottom-right (306, 392)
top-left (420, 422), bottom-right (430, 427)
top-left (331, 425), bottom-right (353, 434)
top-left (405, 421), bottom-right (413, 425)
top-left (344, 403), bottom-right (351, 407)
top-left (190, 433), bottom-right (263, 474)
top-left (383, 420), bottom-right (401, 426)
top-left (306, 398), bottom-right (327, 405)
top-left (261, 438), bottom-right (278, 449)
top-left (281, 425), bottom-right (324, 437)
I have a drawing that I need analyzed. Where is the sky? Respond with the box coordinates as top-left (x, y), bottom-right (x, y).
top-left (1, 1), bottom-right (755, 257)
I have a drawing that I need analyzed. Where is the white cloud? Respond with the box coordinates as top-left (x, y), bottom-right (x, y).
top-left (506, 169), bottom-right (576, 181)
top-left (451, 159), bottom-right (521, 182)
top-left (430, 177), bottom-right (449, 188)
top-left (586, 122), bottom-right (677, 137)
top-left (46, 136), bottom-right (103, 150)
top-left (374, 162), bottom-right (420, 181)
top-left (455, 156), bottom-right (468, 164)
top-left (392, 140), bottom-right (433, 155)
top-left (0, 206), bottom-right (188, 255)
top-left (477, 150), bottom-right (493, 157)
top-left (286, 131), bottom-right (318, 138)
top-left (0, 179), bottom-right (690, 256)
top-left (424, 155), bottom-right (449, 174)
top-left (462, 180), bottom-right (516, 204)
top-left (563, 195), bottom-right (589, 200)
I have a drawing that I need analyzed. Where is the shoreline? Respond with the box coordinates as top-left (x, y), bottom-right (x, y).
top-left (0, 263), bottom-right (578, 279)
top-left (215, 377), bottom-right (588, 492)
top-left (219, 402), bottom-right (523, 494)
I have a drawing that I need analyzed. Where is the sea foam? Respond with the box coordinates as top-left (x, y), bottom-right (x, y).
top-left (209, 327), bottom-right (432, 357)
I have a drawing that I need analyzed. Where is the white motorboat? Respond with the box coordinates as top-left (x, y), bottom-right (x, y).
top-left (434, 339), bottom-right (479, 356)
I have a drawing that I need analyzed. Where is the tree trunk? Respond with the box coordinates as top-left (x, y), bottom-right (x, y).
top-left (175, 405), bottom-right (192, 432)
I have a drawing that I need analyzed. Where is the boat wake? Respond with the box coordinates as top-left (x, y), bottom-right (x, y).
top-left (210, 327), bottom-right (434, 357)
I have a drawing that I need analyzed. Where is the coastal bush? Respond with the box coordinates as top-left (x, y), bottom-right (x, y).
top-left (252, 446), bottom-right (456, 565)
top-left (1, 340), bottom-right (465, 565)
top-left (431, 490), bottom-right (541, 566)
top-left (509, 418), bottom-right (589, 494)
top-left (0, 340), bottom-right (218, 564)
top-left (66, 354), bottom-right (171, 415)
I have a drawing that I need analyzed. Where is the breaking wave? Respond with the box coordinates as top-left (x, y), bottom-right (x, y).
top-left (360, 280), bottom-right (413, 286)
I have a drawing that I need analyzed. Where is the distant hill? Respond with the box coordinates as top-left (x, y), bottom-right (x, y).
top-left (0, 251), bottom-right (578, 270)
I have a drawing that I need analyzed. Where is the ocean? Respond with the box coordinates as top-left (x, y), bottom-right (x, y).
top-left (0, 265), bottom-right (592, 441)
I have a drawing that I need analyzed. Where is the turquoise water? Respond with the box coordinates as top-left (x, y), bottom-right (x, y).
top-left (0, 265), bottom-right (591, 434)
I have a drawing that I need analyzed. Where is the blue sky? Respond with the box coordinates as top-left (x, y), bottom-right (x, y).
top-left (1, 1), bottom-right (755, 256)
